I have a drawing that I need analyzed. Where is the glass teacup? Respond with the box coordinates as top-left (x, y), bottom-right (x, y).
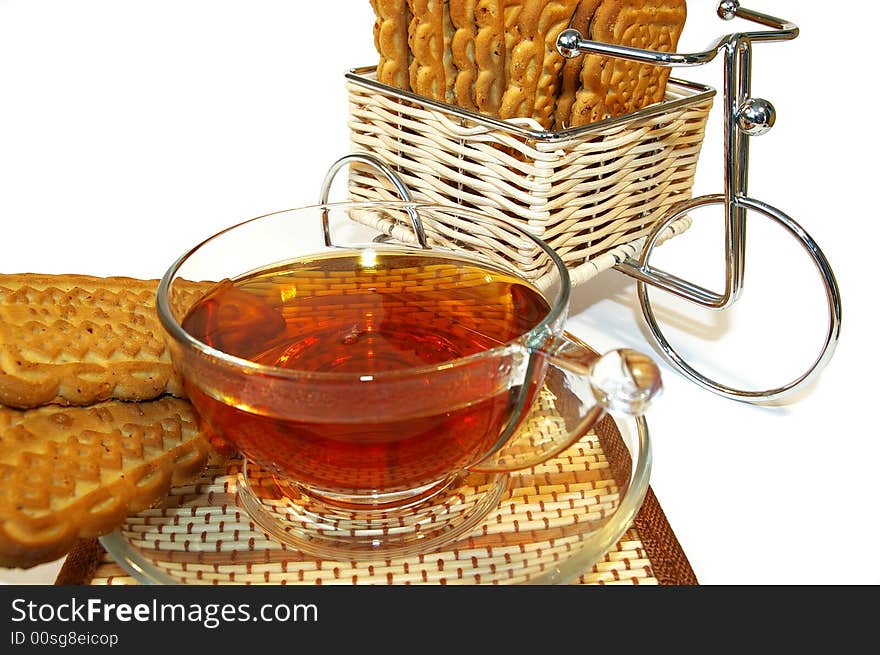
top-left (158, 202), bottom-right (660, 558)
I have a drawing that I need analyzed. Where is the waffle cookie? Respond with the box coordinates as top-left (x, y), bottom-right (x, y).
top-left (0, 397), bottom-right (214, 568)
top-left (0, 274), bottom-right (209, 410)
top-left (569, 0), bottom-right (686, 126)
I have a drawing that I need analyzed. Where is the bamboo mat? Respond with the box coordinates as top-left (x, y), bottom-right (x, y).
top-left (56, 416), bottom-right (696, 586)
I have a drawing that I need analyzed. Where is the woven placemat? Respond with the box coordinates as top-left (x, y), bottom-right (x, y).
top-left (55, 416), bottom-right (696, 586)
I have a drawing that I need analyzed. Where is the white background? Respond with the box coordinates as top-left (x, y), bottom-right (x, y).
top-left (0, 1), bottom-right (876, 585)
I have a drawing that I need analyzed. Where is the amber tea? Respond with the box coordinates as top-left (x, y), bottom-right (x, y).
top-left (182, 248), bottom-right (551, 496)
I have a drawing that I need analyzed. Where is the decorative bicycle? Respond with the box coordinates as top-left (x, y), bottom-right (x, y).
top-left (554, 0), bottom-right (841, 401)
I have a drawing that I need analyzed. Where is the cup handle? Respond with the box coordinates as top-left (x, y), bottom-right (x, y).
top-left (468, 333), bottom-right (662, 473)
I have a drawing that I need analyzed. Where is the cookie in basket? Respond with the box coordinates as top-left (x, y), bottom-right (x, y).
top-left (553, 0), bottom-right (602, 130)
top-left (369, 0), bottom-right (689, 130)
top-left (474, 0), bottom-right (508, 114)
top-left (0, 396), bottom-right (215, 569)
top-left (569, 0), bottom-right (687, 125)
top-left (498, 0), bottom-right (581, 128)
top-left (408, 0), bottom-right (457, 102)
top-left (371, 0), bottom-right (412, 89)
top-left (0, 273), bottom-right (210, 409)
top-left (450, 0), bottom-right (479, 110)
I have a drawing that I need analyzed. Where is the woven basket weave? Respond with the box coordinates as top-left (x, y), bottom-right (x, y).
top-left (346, 69), bottom-right (714, 286)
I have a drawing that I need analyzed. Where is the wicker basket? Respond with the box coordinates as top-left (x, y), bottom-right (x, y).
top-left (345, 67), bottom-right (714, 286)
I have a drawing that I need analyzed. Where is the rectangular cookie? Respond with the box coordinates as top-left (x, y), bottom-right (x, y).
top-left (473, 0), bottom-right (508, 114)
top-left (569, 0), bottom-right (687, 126)
top-left (371, 0), bottom-right (413, 89)
top-left (407, 0), bottom-right (458, 102)
top-left (499, 0), bottom-right (582, 129)
top-left (552, 0), bottom-right (602, 129)
top-left (449, 0), bottom-right (479, 110)
top-left (0, 274), bottom-right (210, 409)
top-left (0, 397), bottom-right (214, 568)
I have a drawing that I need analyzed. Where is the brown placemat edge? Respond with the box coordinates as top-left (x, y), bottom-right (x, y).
top-left (593, 414), bottom-right (698, 586)
top-left (53, 538), bottom-right (104, 586)
top-left (634, 487), bottom-right (698, 585)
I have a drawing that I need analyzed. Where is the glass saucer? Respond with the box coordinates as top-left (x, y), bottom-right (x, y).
top-left (237, 460), bottom-right (509, 560)
top-left (100, 388), bottom-right (650, 585)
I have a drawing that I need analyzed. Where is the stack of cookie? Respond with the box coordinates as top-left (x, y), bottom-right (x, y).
top-left (0, 274), bottom-right (217, 569)
top-left (370, 0), bottom-right (687, 130)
